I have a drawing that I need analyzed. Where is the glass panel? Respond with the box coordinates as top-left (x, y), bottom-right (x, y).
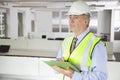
top-left (114, 10), bottom-right (120, 40)
top-left (52, 25), bottom-right (59, 32)
top-left (31, 20), bottom-right (35, 32)
top-left (61, 25), bottom-right (69, 32)
top-left (52, 12), bottom-right (59, 25)
top-left (114, 27), bottom-right (120, 40)
top-left (61, 11), bottom-right (69, 26)
top-left (31, 12), bottom-right (35, 32)
top-left (114, 10), bottom-right (120, 21)
top-left (18, 13), bottom-right (23, 37)
top-left (89, 11), bottom-right (98, 34)
top-left (52, 11), bottom-right (70, 33)
top-left (0, 9), bottom-right (6, 38)
top-left (52, 12), bottom-right (60, 32)
top-left (3, 13), bottom-right (7, 37)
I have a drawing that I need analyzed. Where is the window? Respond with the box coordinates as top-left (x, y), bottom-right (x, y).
top-left (0, 8), bottom-right (7, 38)
top-left (18, 13), bottom-right (23, 37)
top-left (52, 11), bottom-right (69, 33)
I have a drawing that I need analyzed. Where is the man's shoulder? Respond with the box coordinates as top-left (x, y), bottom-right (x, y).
top-left (94, 41), bottom-right (106, 49)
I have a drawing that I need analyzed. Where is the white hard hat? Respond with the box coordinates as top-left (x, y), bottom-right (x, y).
top-left (68, 0), bottom-right (90, 15)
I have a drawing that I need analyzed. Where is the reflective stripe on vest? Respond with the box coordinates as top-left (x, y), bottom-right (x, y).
top-left (62, 32), bottom-right (100, 71)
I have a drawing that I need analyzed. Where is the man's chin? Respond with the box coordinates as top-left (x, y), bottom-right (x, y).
top-left (70, 28), bottom-right (75, 32)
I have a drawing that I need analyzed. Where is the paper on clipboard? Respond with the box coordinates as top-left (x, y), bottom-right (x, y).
top-left (44, 60), bottom-right (80, 72)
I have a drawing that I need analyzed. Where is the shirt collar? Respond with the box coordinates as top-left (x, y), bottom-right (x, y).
top-left (75, 29), bottom-right (89, 44)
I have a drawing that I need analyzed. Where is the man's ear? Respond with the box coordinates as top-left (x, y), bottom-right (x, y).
top-left (84, 19), bottom-right (89, 25)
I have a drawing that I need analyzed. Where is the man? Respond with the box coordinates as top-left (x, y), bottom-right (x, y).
top-left (53, 0), bottom-right (107, 80)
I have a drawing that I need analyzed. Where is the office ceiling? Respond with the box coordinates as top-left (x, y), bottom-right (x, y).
top-left (0, 0), bottom-right (118, 2)
top-left (0, 0), bottom-right (76, 2)
top-left (0, 0), bottom-right (119, 9)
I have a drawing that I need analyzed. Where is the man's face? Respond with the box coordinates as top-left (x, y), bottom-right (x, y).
top-left (69, 15), bottom-right (87, 33)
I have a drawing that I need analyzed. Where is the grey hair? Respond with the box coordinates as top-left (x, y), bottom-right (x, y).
top-left (83, 13), bottom-right (90, 20)
top-left (83, 13), bottom-right (90, 27)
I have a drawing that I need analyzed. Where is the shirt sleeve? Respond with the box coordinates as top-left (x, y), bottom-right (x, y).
top-left (56, 46), bottom-right (63, 59)
top-left (71, 41), bottom-right (108, 80)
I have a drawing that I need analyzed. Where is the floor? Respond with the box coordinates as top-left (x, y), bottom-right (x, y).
top-left (0, 77), bottom-right (35, 80)
top-left (114, 52), bottom-right (120, 62)
top-left (0, 53), bottom-right (120, 80)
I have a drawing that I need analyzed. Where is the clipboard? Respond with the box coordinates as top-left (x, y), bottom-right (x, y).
top-left (44, 61), bottom-right (80, 72)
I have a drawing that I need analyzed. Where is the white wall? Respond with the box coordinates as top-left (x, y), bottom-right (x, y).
top-left (3, 6), bottom-right (120, 53)
top-left (5, 7), bottom-right (33, 39)
top-left (35, 11), bottom-right (52, 33)
top-left (107, 62), bottom-right (120, 80)
top-left (0, 39), bottom-right (61, 52)
top-left (7, 7), bottom-right (18, 39)
top-left (111, 9), bottom-right (120, 53)
top-left (22, 9), bottom-right (32, 37)
top-left (98, 10), bottom-right (111, 35)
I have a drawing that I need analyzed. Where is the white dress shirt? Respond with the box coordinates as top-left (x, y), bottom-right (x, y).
top-left (57, 29), bottom-right (108, 80)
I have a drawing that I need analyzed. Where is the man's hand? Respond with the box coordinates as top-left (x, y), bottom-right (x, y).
top-left (55, 57), bottom-right (74, 78)
top-left (52, 66), bottom-right (74, 78)
top-left (57, 57), bottom-right (65, 62)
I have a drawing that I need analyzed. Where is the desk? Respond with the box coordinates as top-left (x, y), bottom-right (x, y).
top-left (0, 49), bottom-right (58, 80)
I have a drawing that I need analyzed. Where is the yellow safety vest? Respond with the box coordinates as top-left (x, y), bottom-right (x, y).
top-left (62, 32), bottom-right (100, 71)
